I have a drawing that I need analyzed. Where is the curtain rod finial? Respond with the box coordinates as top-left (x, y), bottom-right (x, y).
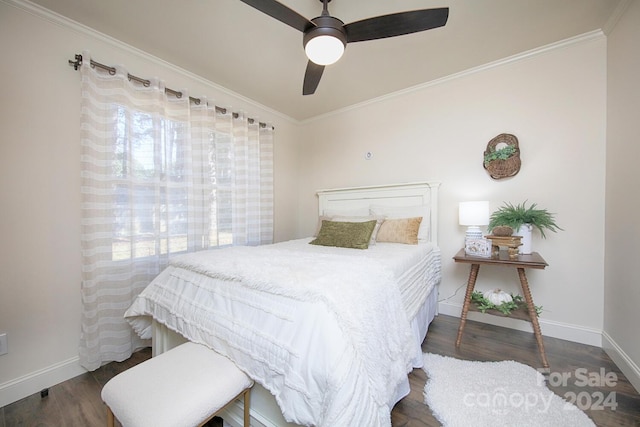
top-left (68, 53), bottom-right (83, 70)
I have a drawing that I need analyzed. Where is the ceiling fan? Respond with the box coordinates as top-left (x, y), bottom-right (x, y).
top-left (239, 0), bottom-right (449, 95)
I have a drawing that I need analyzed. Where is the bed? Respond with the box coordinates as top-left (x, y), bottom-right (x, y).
top-left (124, 181), bottom-right (441, 427)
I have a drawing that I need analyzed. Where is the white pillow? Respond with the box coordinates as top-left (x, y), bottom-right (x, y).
top-left (369, 204), bottom-right (430, 242)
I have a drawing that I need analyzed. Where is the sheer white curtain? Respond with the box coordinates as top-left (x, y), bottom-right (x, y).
top-left (78, 53), bottom-right (273, 370)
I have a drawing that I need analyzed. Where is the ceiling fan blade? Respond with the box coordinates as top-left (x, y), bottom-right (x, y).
top-left (238, 0), bottom-right (314, 32)
top-left (344, 7), bottom-right (449, 43)
top-left (303, 61), bottom-right (325, 95)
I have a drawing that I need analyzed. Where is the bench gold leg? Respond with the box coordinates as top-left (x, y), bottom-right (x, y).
top-left (106, 406), bottom-right (115, 427)
top-left (243, 388), bottom-right (251, 427)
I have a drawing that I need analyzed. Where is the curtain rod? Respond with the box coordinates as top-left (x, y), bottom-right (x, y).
top-left (68, 54), bottom-right (273, 130)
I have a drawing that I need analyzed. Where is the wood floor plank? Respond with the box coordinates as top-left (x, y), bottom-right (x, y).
top-left (90, 347), bottom-right (152, 388)
top-left (3, 389), bottom-right (64, 426)
top-left (53, 372), bottom-right (106, 427)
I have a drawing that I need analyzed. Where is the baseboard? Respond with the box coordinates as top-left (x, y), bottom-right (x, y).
top-left (0, 356), bottom-right (87, 408)
top-left (602, 331), bottom-right (640, 394)
top-left (438, 301), bottom-right (603, 347)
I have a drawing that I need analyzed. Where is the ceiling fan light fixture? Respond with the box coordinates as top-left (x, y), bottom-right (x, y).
top-left (305, 35), bottom-right (345, 65)
top-left (303, 15), bottom-right (347, 66)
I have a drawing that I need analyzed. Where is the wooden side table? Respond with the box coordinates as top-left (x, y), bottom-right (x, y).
top-left (453, 248), bottom-right (550, 369)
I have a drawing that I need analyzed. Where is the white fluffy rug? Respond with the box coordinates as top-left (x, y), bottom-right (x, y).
top-left (422, 353), bottom-right (595, 427)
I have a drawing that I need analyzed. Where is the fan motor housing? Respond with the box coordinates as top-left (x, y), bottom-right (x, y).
top-left (303, 15), bottom-right (347, 49)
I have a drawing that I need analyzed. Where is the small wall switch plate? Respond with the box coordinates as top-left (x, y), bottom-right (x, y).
top-left (0, 333), bottom-right (7, 356)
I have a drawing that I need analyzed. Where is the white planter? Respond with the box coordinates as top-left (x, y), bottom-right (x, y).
top-left (517, 224), bottom-right (533, 254)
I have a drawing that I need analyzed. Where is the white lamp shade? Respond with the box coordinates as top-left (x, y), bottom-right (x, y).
top-left (305, 35), bottom-right (345, 65)
top-left (459, 201), bottom-right (490, 226)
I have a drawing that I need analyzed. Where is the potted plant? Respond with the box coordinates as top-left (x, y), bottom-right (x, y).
top-left (488, 201), bottom-right (562, 254)
top-left (483, 144), bottom-right (517, 165)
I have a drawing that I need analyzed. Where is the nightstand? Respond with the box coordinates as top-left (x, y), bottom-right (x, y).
top-left (453, 248), bottom-right (550, 369)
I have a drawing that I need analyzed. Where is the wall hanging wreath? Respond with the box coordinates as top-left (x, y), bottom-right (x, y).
top-left (483, 133), bottom-right (521, 179)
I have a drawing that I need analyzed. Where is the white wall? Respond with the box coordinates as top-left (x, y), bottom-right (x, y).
top-left (297, 34), bottom-right (608, 345)
top-left (0, 0), bottom-right (300, 407)
top-left (604, 0), bottom-right (640, 392)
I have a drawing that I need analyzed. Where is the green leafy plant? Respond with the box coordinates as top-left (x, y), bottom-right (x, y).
top-left (488, 201), bottom-right (563, 238)
top-left (471, 291), bottom-right (542, 316)
top-left (483, 144), bottom-right (517, 165)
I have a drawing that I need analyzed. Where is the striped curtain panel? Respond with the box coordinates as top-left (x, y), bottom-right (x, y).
top-left (78, 53), bottom-right (273, 370)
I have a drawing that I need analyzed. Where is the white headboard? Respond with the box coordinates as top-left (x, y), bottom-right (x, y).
top-left (316, 181), bottom-right (440, 246)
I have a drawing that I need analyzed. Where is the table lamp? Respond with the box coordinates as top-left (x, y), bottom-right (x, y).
top-left (459, 201), bottom-right (490, 240)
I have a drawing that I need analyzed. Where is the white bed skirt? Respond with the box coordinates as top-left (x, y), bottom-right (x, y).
top-left (151, 285), bottom-right (439, 427)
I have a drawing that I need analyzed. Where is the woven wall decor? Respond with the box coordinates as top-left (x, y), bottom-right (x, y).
top-left (483, 133), bottom-right (521, 179)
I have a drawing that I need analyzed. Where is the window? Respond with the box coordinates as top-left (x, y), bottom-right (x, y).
top-left (108, 106), bottom-right (251, 261)
top-left (111, 106), bottom-right (189, 259)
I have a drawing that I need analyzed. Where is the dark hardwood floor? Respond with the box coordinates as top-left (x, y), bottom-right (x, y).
top-left (2, 314), bottom-right (639, 426)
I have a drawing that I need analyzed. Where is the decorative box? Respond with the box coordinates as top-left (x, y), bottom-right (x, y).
top-left (464, 238), bottom-right (492, 258)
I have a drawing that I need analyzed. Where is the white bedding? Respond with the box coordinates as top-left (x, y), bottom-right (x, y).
top-left (125, 238), bottom-right (441, 427)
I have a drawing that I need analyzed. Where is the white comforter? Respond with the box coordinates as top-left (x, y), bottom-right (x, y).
top-left (125, 239), bottom-right (438, 426)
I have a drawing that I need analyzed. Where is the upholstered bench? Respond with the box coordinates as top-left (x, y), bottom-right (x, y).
top-left (101, 342), bottom-right (253, 427)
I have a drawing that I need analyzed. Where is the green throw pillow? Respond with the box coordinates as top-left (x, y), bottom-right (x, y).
top-left (310, 220), bottom-right (377, 249)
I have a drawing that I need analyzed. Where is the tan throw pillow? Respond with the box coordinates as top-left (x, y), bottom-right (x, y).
top-left (376, 217), bottom-right (423, 244)
top-left (370, 204), bottom-right (430, 242)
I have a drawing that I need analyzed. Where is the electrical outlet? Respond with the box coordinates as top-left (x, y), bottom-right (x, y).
top-left (0, 333), bottom-right (8, 356)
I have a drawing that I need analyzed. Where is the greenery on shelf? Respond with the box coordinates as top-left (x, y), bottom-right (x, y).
top-left (471, 291), bottom-right (543, 317)
top-left (488, 201), bottom-right (563, 238)
top-left (483, 144), bottom-right (517, 165)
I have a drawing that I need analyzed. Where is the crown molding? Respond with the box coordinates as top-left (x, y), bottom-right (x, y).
top-left (602, 0), bottom-right (633, 35)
